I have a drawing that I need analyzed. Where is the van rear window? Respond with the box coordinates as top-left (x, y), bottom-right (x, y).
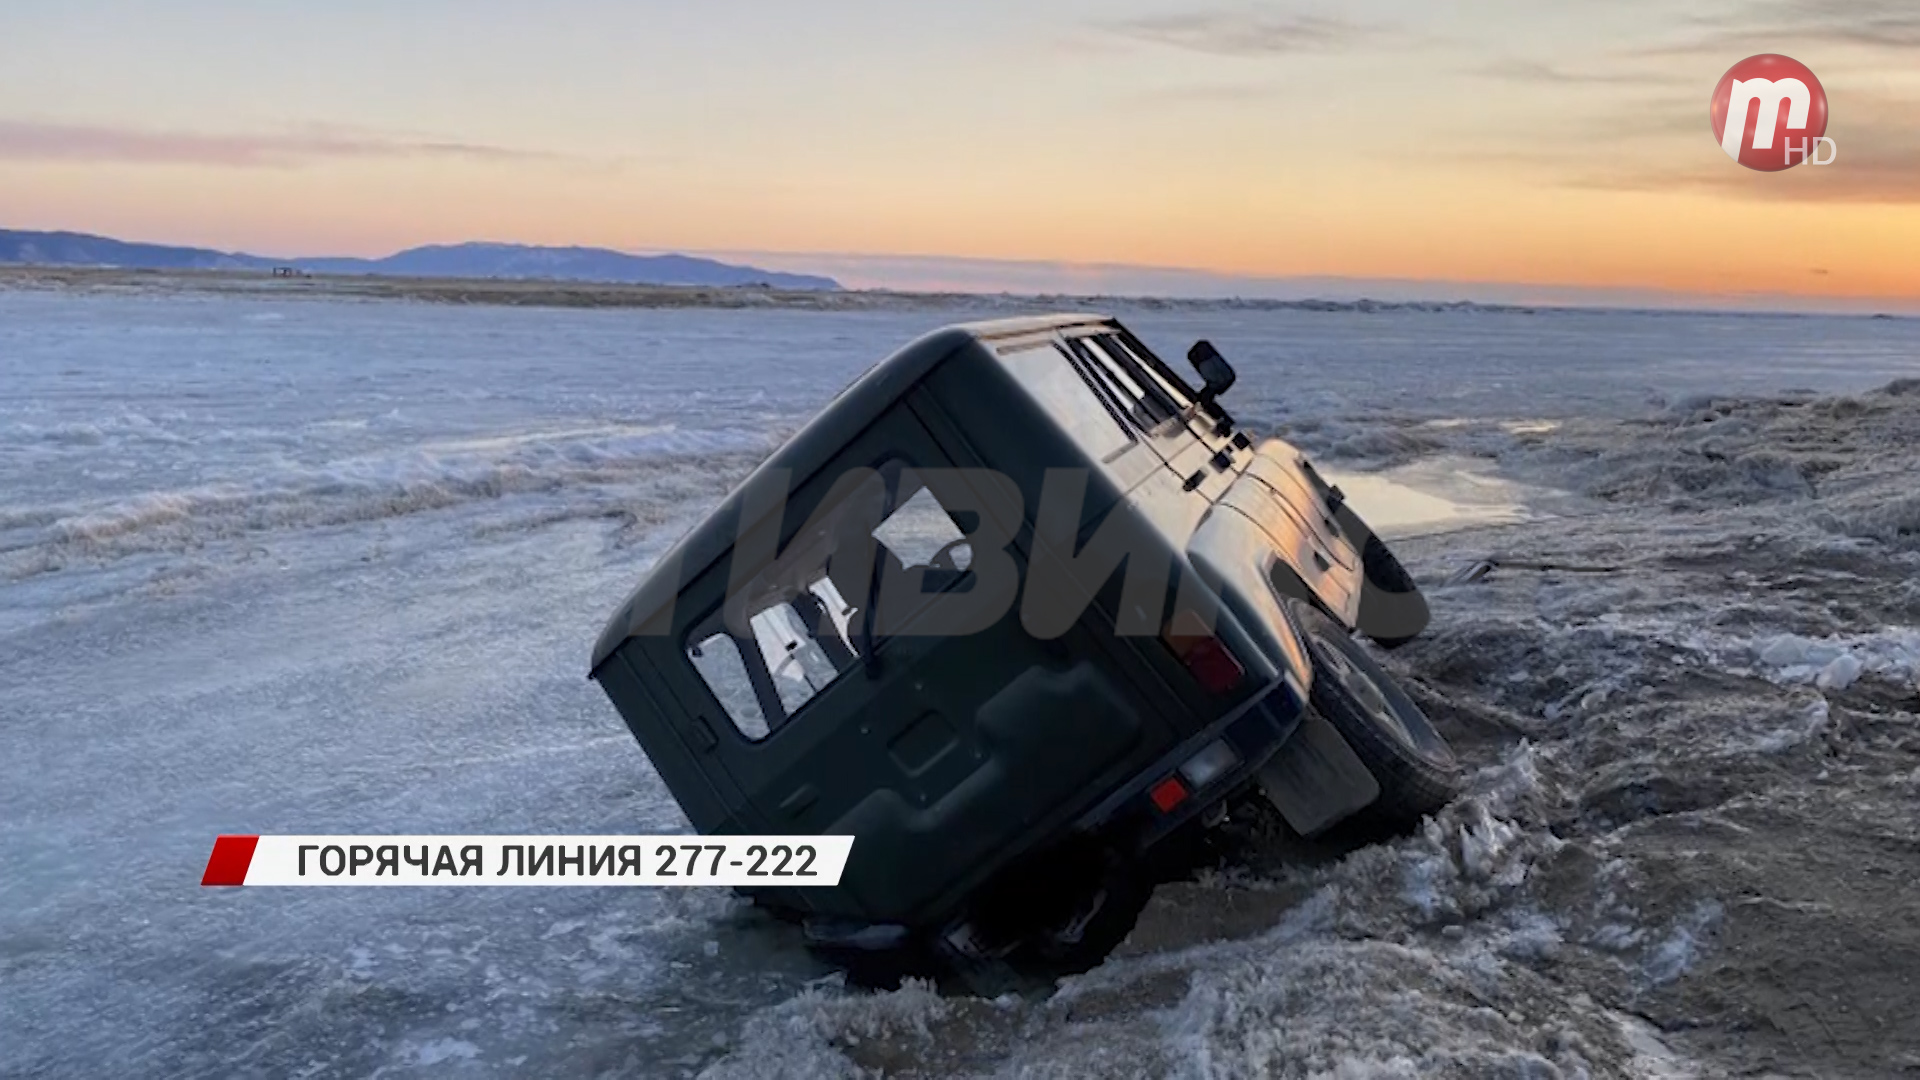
top-left (687, 633), bottom-right (768, 739)
top-left (747, 592), bottom-right (854, 716)
top-left (685, 465), bottom-right (975, 741)
top-left (873, 486), bottom-right (970, 570)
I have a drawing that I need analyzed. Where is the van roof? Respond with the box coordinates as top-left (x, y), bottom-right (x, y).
top-left (589, 313), bottom-right (1117, 671)
top-left (950, 312), bottom-right (1111, 341)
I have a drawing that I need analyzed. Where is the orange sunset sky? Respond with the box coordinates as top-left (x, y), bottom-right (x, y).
top-left (2, 1), bottom-right (1916, 308)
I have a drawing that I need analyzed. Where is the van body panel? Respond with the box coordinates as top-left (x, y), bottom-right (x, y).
top-left (1246, 448), bottom-right (1357, 568)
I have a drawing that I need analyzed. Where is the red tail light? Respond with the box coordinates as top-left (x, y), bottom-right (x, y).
top-left (1149, 776), bottom-right (1189, 813)
top-left (1182, 636), bottom-right (1245, 694)
top-left (1163, 611), bottom-right (1246, 695)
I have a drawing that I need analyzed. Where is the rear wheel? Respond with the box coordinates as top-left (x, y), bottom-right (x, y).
top-left (1023, 870), bottom-right (1154, 974)
top-left (963, 839), bottom-right (1155, 979)
top-left (1289, 601), bottom-right (1460, 827)
top-left (888, 868), bottom-right (1157, 995)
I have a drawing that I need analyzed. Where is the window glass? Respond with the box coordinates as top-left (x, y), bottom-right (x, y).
top-left (1079, 336), bottom-right (1175, 427)
top-left (1106, 334), bottom-right (1195, 414)
top-left (808, 577), bottom-right (859, 656)
top-left (685, 460), bottom-right (983, 740)
top-left (687, 633), bottom-right (769, 739)
top-left (748, 603), bottom-right (842, 716)
top-left (1000, 343), bottom-right (1133, 460)
top-left (872, 485), bottom-right (970, 569)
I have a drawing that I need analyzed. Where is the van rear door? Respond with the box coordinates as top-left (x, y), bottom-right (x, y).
top-left (666, 411), bottom-right (1179, 925)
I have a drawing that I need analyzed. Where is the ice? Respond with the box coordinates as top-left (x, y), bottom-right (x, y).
top-left (1319, 458), bottom-right (1541, 539)
top-left (412, 1038), bottom-right (482, 1066)
top-left (1457, 803), bottom-right (1525, 885)
top-left (1643, 903), bottom-right (1725, 986)
top-left (1751, 629), bottom-right (1920, 689)
top-left (704, 979), bottom-right (951, 1080)
top-left (1816, 653), bottom-right (1865, 691)
top-left (1617, 1015), bottom-right (1693, 1080)
top-left (6, 287), bottom-right (1920, 1076)
top-left (1757, 634), bottom-right (1825, 668)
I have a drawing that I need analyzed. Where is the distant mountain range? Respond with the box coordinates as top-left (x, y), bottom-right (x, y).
top-left (0, 229), bottom-right (841, 290)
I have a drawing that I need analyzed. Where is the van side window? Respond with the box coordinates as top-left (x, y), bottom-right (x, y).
top-left (1103, 333), bottom-right (1195, 415)
top-left (999, 343), bottom-right (1133, 461)
top-left (687, 633), bottom-right (769, 739)
top-left (1075, 336), bottom-right (1176, 428)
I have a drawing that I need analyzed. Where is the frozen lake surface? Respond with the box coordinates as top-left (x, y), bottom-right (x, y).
top-left (3, 290), bottom-right (1918, 1077)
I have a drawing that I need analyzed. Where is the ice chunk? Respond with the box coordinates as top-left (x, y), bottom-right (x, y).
top-left (1755, 698), bottom-right (1830, 753)
top-left (1757, 635), bottom-right (1812, 667)
top-left (1816, 653), bottom-right (1864, 691)
top-left (1753, 628), bottom-right (1920, 690)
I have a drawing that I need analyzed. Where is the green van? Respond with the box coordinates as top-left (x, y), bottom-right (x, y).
top-left (590, 314), bottom-right (1458, 974)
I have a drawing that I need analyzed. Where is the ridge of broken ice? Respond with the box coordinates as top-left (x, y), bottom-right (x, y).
top-left (1751, 628), bottom-right (1920, 691)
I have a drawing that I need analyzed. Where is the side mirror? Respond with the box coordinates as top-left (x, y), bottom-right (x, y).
top-left (1188, 340), bottom-right (1236, 404)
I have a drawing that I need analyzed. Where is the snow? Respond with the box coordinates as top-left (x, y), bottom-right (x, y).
top-left (5, 286), bottom-right (1919, 1076)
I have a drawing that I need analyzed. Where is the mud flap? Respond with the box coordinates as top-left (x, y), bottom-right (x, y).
top-left (1256, 709), bottom-right (1381, 837)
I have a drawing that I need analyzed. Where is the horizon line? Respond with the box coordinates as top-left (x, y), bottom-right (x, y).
top-left (5, 223), bottom-right (1917, 318)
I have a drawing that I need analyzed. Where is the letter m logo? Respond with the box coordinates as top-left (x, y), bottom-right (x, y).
top-left (1720, 77), bottom-right (1811, 159)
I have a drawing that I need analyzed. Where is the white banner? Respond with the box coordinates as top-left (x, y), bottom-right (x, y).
top-left (201, 835), bottom-right (853, 887)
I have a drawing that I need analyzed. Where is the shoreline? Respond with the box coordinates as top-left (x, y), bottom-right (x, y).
top-left (3, 263), bottom-right (1900, 320)
top-left (0, 263), bottom-right (1002, 313)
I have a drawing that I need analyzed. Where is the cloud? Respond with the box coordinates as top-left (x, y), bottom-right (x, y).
top-left (1100, 10), bottom-right (1382, 57)
top-left (1573, 140), bottom-right (1920, 204)
top-left (1474, 58), bottom-right (1684, 86)
top-left (0, 120), bottom-right (556, 167)
top-left (1487, 90), bottom-right (1920, 205)
top-left (1667, 0), bottom-right (1920, 54)
top-left (1119, 80), bottom-right (1294, 106)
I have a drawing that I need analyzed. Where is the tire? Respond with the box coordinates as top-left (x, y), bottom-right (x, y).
top-left (959, 839), bottom-right (1156, 981)
top-left (1024, 871), bottom-right (1154, 975)
top-left (1288, 600), bottom-right (1460, 827)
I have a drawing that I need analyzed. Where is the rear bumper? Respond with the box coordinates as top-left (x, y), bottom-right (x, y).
top-left (800, 673), bottom-right (1310, 958)
top-left (1070, 669), bottom-right (1309, 851)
